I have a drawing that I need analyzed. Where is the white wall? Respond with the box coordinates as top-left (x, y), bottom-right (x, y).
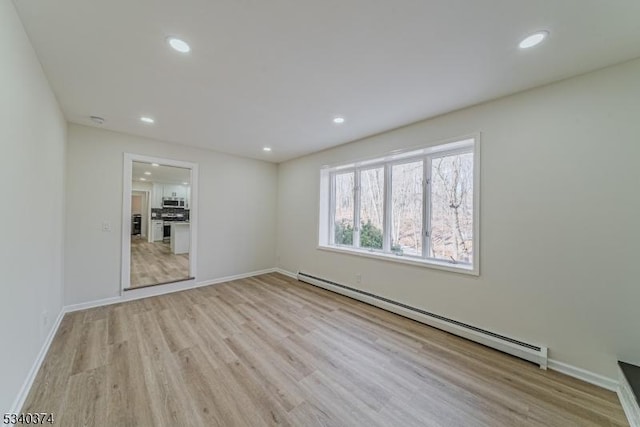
top-left (65, 124), bottom-right (278, 304)
top-left (131, 195), bottom-right (142, 214)
top-left (0, 1), bottom-right (66, 413)
top-left (277, 58), bottom-right (640, 379)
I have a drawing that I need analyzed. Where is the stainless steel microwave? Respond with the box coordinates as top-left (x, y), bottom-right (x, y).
top-left (162, 197), bottom-right (185, 208)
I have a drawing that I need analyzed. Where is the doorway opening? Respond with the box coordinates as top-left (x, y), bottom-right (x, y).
top-left (121, 154), bottom-right (198, 292)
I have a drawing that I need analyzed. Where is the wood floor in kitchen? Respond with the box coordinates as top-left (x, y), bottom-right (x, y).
top-left (129, 237), bottom-right (189, 289)
top-left (22, 273), bottom-right (628, 426)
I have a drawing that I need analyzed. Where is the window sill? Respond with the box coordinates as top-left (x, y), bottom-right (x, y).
top-left (317, 245), bottom-right (479, 276)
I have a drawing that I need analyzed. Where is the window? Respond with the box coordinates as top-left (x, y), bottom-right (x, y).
top-left (333, 172), bottom-right (355, 246)
top-left (429, 151), bottom-right (474, 264)
top-left (319, 136), bottom-right (479, 274)
top-left (359, 167), bottom-right (384, 250)
top-left (391, 160), bottom-right (423, 257)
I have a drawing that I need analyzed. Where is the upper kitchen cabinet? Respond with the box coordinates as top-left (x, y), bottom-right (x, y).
top-left (163, 185), bottom-right (177, 198)
top-left (151, 184), bottom-right (190, 208)
top-left (152, 183), bottom-right (163, 209)
top-left (163, 184), bottom-right (187, 199)
top-left (135, 162), bottom-right (191, 209)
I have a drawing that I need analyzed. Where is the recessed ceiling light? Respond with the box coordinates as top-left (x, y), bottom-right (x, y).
top-left (263, 147), bottom-right (272, 152)
top-left (519, 31), bottom-right (549, 49)
top-left (140, 178), bottom-right (146, 181)
top-left (183, 182), bottom-right (189, 185)
top-left (333, 117), bottom-right (345, 124)
top-left (167, 37), bottom-right (191, 53)
top-left (144, 171), bottom-right (151, 175)
top-left (140, 117), bottom-right (154, 124)
top-left (151, 163), bottom-right (160, 167)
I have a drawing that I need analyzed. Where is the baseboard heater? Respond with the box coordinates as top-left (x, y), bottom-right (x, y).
top-left (297, 271), bottom-right (548, 369)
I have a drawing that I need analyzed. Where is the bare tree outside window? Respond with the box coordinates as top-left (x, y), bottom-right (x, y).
top-left (429, 152), bottom-right (473, 263)
top-left (359, 167), bottom-right (384, 249)
top-left (334, 172), bottom-right (354, 245)
top-left (391, 161), bottom-right (423, 256)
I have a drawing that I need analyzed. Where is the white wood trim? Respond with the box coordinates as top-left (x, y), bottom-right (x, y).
top-left (279, 267), bottom-right (630, 397)
top-left (121, 153), bottom-right (133, 292)
top-left (66, 268), bottom-right (277, 313)
top-left (121, 153), bottom-right (199, 293)
top-left (353, 169), bottom-right (361, 248)
top-left (472, 133), bottom-right (481, 275)
top-left (274, 268), bottom-right (298, 279)
top-left (328, 170), bottom-right (336, 246)
top-left (194, 268), bottom-right (276, 287)
top-left (9, 309), bottom-right (65, 414)
top-left (10, 268), bottom-right (277, 415)
top-left (64, 296), bottom-right (125, 313)
top-left (147, 189), bottom-right (152, 242)
top-left (546, 359), bottom-right (618, 391)
top-left (296, 271), bottom-right (546, 368)
top-left (424, 155), bottom-right (432, 258)
top-left (189, 163), bottom-right (199, 283)
top-left (317, 245), bottom-right (478, 276)
top-left (279, 267), bottom-right (625, 391)
top-left (320, 134), bottom-right (480, 275)
top-left (618, 365), bottom-right (640, 427)
top-left (383, 164), bottom-right (392, 253)
top-left (11, 266), bottom-right (625, 421)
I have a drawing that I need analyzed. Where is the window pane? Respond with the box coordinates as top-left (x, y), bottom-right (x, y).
top-left (391, 161), bottom-right (423, 256)
top-left (429, 152), bottom-right (473, 263)
top-left (359, 167), bottom-right (384, 249)
top-left (334, 172), bottom-right (354, 245)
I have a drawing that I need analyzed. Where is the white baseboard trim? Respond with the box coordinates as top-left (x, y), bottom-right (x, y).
top-left (273, 268), bottom-right (297, 279)
top-left (65, 268), bottom-right (277, 313)
top-left (618, 365), bottom-right (640, 427)
top-left (12, 267), bottom-right (626, 424)
top-left (281, 268), bottom-right (621, 394)
top-left (196, 268), bottom-right (277, 287)
top-left (10, 267), bottom-right (278, 414)
top-left (9, 309), bottom-right (65, 414)
top-left (296, 270), bottom-right (548, 369)
top-left (64, 296), bottom-right (123, 313)
top-left (547, 359), bottom-right (618, 391)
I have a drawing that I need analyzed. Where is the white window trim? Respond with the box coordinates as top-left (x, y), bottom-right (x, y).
top-left (316, 245), bottom-right (476, 275)
top-left (318, 133), bottom-right (480, 276)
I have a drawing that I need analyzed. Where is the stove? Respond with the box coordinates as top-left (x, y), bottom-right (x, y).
top-left (161, 213), bottom-right (186, 241)
top-left (161, 213), bottom-right (186, 221)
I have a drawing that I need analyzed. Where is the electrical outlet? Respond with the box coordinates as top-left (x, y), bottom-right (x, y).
top-left (102, 221), bottom-right (112, 232)
top-left (356, 274), bottom-right (362, 284)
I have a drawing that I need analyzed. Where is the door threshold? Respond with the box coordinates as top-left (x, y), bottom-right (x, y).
top-left (125, 277), bottom-right (195, 291)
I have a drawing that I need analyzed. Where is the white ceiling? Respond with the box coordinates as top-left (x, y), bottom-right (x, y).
top-left (13, 0), bottom-right (640, 163)
top-left (132, 161), bottom-right (190, 185)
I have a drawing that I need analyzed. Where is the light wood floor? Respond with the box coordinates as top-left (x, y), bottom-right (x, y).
top-left (24, 273), bottom-right (628, 426)
top-left (130, 238), bottom-right (189, 289)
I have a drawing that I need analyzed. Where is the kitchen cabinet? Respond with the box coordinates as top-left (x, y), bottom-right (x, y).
top-left (163, 185), bottom-right (187, 199)
top-left (178, 185), bottom-right (188, 200)
top-left (170, 222), bottom-right (190, 254)
top-left (151, 184), bottom-right (163, 209)
top-left (163, 185), bottom-right (176, 198)
top-left (151, 220), bottom-right (164, 242)
top-left (150, 184), bottom-right (190, 208)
